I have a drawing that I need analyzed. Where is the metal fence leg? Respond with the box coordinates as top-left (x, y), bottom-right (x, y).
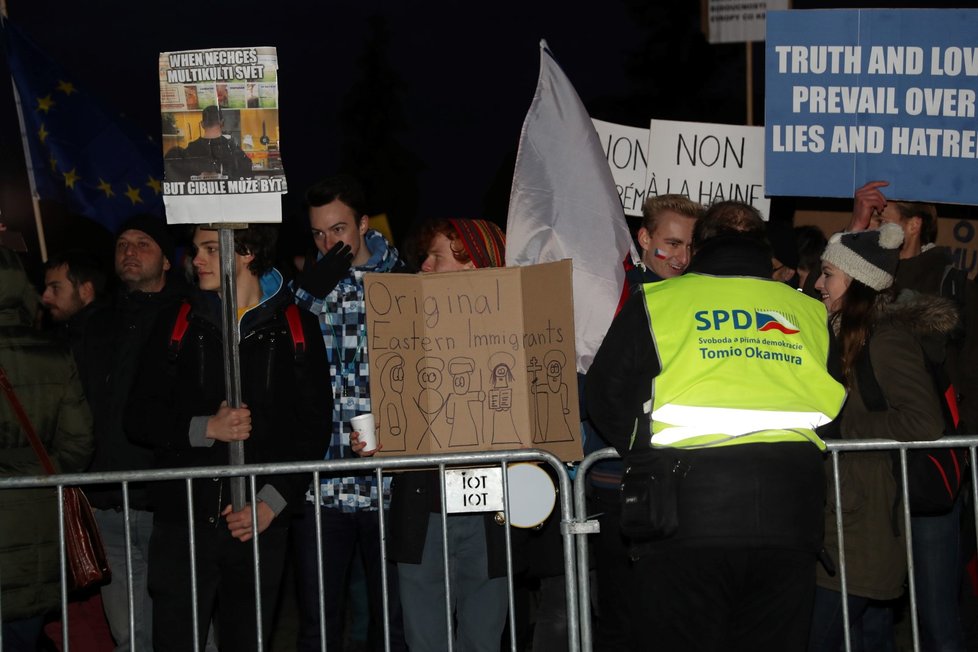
top-left (185, 479), bottom-right (200, 652)
top-left (830, 451), bottom-right (853, 652)
top-left (898, 449), bottom-right (920, 651)
top-left (121, 481), bottom-right (137, 652)
top-left (501, 462), bottom-right (517, 652)
top-left (312, 471), bottom-right (326, 652)
top-left (437, 464), bottom-right (454, 652)
top-left (573, 463), bottom-right (593, 652)
top-left (555, 463), bottom-right (580, 652)
top-left (58, 485), bottom-right (69, 652)
top-left (377, 467), bottom-right (392, 652)
top-left (249, 475), bottom-right (264, 651)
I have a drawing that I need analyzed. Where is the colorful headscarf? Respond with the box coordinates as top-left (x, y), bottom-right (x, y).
top-left (446, 218), bottom-right (506, 269)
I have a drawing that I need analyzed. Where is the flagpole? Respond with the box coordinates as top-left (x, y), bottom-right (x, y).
top-left (218, 225), bottom-right (247, 511)
top-left (10, 83), bottom-right (49, 261)
top-left (1, 4), bottom-right (50, 261)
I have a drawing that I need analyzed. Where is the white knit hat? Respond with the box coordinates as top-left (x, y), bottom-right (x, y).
top-left (821, 222), bottom-right (904, 291)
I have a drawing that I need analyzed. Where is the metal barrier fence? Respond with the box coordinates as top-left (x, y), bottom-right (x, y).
top-left (0, 449), bottom-right (579, 652)
top-left (572, 436), bottom-right (978, 652)
top-left (5, 437), bottom-right (977, 651)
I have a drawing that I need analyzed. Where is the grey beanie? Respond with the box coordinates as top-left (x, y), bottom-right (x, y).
top-left (821, 222), bottom-right (904, 291)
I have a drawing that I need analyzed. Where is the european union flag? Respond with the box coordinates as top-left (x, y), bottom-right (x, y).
top-left (1, 19), bottom-right (164, 233)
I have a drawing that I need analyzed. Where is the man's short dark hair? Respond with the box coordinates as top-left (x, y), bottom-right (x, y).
top-left (201, 105), bottom-right (222, 128)
top-left (693, 201), bottom-right (766, 250)
top-left (234, 224), bottom-right (278, 277)
top-left (45, 250), bottom-right (107, 299)
top-left (893, 201), bottom-right (938, 245)
top-left (192, 225), bottom-right (278, 278)
top-left (305, 174), bottom-right (367, 218)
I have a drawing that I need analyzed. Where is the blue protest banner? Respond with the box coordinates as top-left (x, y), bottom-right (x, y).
top-left (765, 9), bottom-right (978, 205)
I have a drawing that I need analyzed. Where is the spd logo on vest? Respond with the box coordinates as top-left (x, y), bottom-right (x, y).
top-left (695, 309), bottom-right (799, 335)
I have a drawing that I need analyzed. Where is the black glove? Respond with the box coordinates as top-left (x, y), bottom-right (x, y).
top-left (298, 242), bottom-right (354, 299)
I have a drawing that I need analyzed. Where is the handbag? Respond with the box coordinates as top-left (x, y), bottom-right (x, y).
top-left (0, 365), bottom-right (110, 591)
top-left (620, 448), bottom-right (690, 541)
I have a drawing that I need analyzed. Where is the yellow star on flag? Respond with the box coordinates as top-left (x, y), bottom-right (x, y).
top-left (38, 123), bottom-right (49, 143)
top-left (49, 155), bottom-right (58, 172)
top-left (56, 80), bottom-right (76, 96)
top-left (97, 178), bottom-right (115, 198)
top-left (63, 168), bottom-right (80, 189)
top-left (36, 95), bottom-right (55, 113)
top-left (125, 185), bottom-right (143, 205)
top-left (145, 175), bottom-right (161, 195)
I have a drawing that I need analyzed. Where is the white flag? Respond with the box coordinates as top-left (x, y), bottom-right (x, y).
top-left (505, 40), bottom-right (638, 374)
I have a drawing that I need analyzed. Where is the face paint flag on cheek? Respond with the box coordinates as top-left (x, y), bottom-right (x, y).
top-left (654, 248), bottom-right (669, 260)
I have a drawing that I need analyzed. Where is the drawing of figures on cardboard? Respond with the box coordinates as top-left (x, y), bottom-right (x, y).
top-left (446, 357), bottom-right (485, 446)
top-left (414, 356), bottom-right (449, 451)
top-left (159, 46), bottom-right (286, 225)
top-left (528, 350), bottom-right (574, 444)
top-left (381, 351), bottom-right (537, 449)
top-left (375, 352), bottom-right (407, 451)
top-left (363, 261), bottom-right (583, 462)
top-left (488, 351), bottom-right (520, 445)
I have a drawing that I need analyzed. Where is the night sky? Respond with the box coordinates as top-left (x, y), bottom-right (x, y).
top-left (1, 0), bottom-right (973, 269)
top-left (0, 0), bottom-right (651, 261)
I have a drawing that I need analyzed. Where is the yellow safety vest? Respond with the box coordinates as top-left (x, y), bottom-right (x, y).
top-left (642, 273), bottom-right (846, 450)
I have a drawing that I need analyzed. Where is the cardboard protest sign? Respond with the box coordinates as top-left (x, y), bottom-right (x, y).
top-left (364, 261), bottom-right (582, 461)
top-left (765, 9), bottom-right (978, 205)
top-left (159, 47), bottom-right (286, 224)
top-left (648, 118), bottom-right (769, 217)
top-left (707, 0), bottom-right (788, 44)
top-left (942, 219), bottom-right (978, 276)
top-left (593, 118), bottom-right (650, 217)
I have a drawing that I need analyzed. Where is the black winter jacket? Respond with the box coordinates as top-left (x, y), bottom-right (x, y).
top-left (84, 282), bottom-right (187, 509)
top-left (124, 270), bottom-right (331, 527)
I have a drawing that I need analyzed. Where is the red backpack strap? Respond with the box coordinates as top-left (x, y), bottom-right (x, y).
top-left (284, 304), bottom-right (306, 355)
top-left (167, 301), bottom-right (193, 360)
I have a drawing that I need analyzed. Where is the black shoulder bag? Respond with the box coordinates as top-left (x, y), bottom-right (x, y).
top-left (619, 447), bottom-right (691, 541)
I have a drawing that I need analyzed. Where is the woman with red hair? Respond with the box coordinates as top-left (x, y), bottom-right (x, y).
top-left (354, 218), bottom-right (512, 652)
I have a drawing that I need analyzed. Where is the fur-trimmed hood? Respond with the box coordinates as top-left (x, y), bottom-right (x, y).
top-left (876, 289), bottom-right (960, 340)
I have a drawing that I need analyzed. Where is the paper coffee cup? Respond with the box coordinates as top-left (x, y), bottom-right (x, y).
top-left (350, 413), bottom-right (377, 451)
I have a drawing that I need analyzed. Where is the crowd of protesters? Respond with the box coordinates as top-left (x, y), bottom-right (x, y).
top-left (1, 174), bottom-right (976, 652)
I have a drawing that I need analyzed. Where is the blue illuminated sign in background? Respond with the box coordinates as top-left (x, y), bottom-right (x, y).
top-left (765, 9), bottom-right (978, 205)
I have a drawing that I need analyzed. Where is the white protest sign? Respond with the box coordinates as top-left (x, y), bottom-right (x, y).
top-left (592, 118), bottom-right (650, 217)
top-left (444, 467), bottom-right (504, 514)
top-left (443, 464), bottom-right (557, 528)
top-left (159, 46), bottom-right (286, 224)
top-left (708, 0), bottom-right (788, 44)
top-left (647, 119), bottom-right (769, 217)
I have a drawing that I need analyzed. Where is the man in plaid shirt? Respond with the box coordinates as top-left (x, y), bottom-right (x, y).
top-left (292, 175), bottom-right (407, 651)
